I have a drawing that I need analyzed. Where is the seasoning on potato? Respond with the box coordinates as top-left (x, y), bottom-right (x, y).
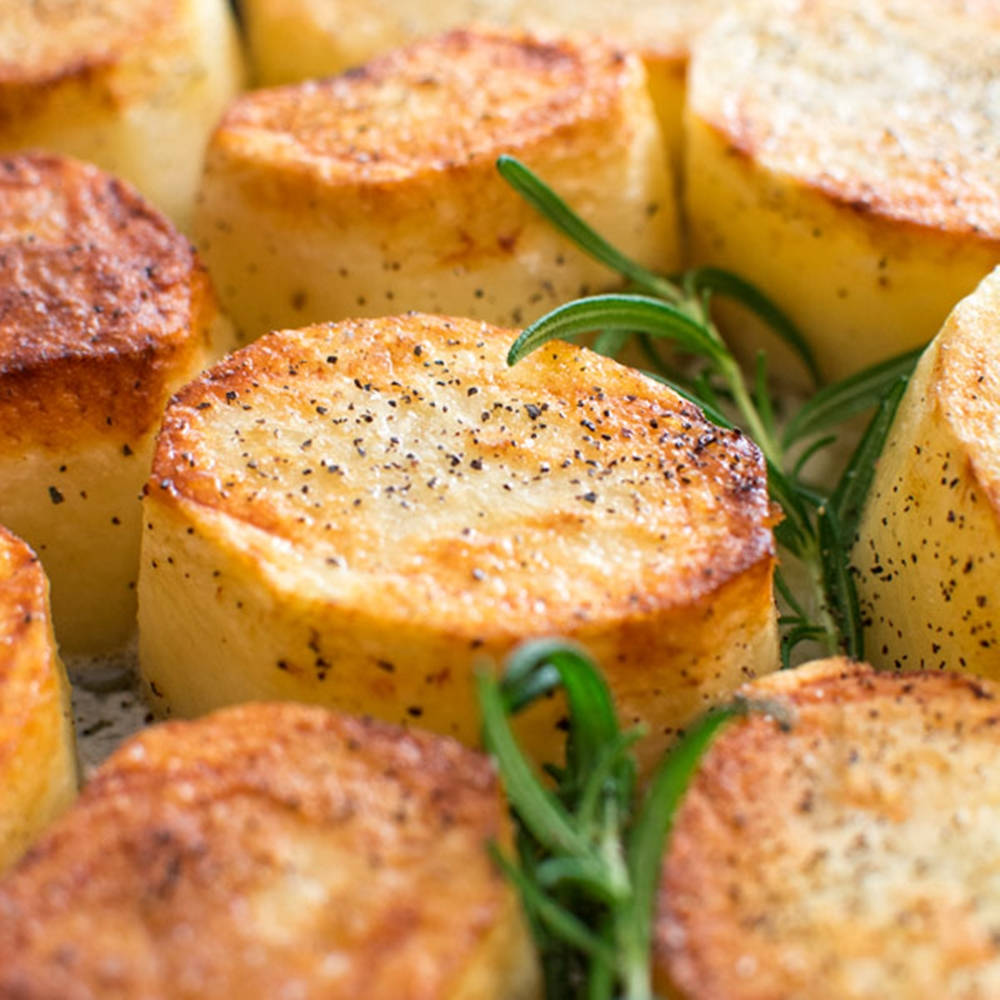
top-left (0, 702), bottom-right (540, 999)
top-left (240, 0), bottom-right (729, 170)
top-left (138, 313), bottom-right (778, 774)
top-left (655, 658), bottom-right (1000, 999)
top-left (685, 0), bottom-right (1000, 383)
top-left (853, 265), bottom-right (1000, 679)
top-left (0, 153), bottom-right (234, 655)
top-left (194, 29), bottom-right (678, 345)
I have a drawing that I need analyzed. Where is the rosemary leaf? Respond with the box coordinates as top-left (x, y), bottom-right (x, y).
top-left (683, 267), bottom-right (820, 385)
top-left (792, 433), bottom-right (838, 479)
top-left (490, 843), bottom-right (617, 964)
top-left (619, 704), bottom-right (744, 997)
top-left (506, 295), bottom-right (725, 368)
top-left (830, 377), bottom-right (909, 546)
top-left (593, 330), bottom-right (630, 358)
top-left (817, 505), bottom-right (863, 659)
top-left (477, 670), bottom-right (589, 856)
top-left (497, 156), bottom-right (912, 672)
top-left (782, 346), bottom-right (922, 447)
top-left (496, 155), bottom-right (679, 303)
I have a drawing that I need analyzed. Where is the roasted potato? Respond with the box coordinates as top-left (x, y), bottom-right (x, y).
top-left (0, 0), bottom-right (244, 232)
top-left (655, 658), bottom-right (1000, 1000)
top-left (240, 0), bottom-right (730, 171)
top-left (0, 702), bottom-right (539, 999)
top-left (194, 30), bottom-right (677, 345)
top-left (853, 266), bottom-right (1000, 678)
top-left (685, 0), bottom-right (1000, 384)
top-left (0, 524), bottom-right (76, 874)
top-left (138, 313), bottom-right (778, 774)
top-left (0, 153), bottom-right (234, 655)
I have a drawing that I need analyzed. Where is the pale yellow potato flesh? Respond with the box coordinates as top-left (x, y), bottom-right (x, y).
top-left (853, 266), bottom-right (1000, 678)
top-left (0, 525), bottom-right (76, 875)
top-left (656, 659), bottom-right (1000, 1000)
top-left (138, 314), bottom-right (778, 775)
top-left (0, 0), bottom-right (244, 231)
top-left (0, 703), bottom-right (540, 999)
top-left (194, 30), bottom-right (678, 345)
top-left (0, 154), bottom-right (234, 656)
top-left (685, 0), bottom-right (1000, 384)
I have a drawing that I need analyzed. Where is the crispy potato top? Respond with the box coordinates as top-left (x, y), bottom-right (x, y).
top-left (689, 0), bottom-right (1000, 238)
top-left (213, 30), bottom-right (640, 185)
top-left (150, 314), bottom-right (773, 640)
top-left (0, 0), bottom-right (171, 86)
top-left (0, 702), bottom-right (514, 998)
top-left (655, 659), bottom-right (1000, 1000)
top-left (0, 153), bottom-right (212, 445)
top-left (933, 266), bottom-right (1000, 507)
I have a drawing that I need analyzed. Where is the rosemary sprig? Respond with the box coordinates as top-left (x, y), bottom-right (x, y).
top-left (479, 640), bottom-right (790, 1000)
top-left (498, 155), bottom-right (920, 665)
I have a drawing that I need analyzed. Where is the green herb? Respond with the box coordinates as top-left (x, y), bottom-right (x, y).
top-left (497, 155), bottom-right (920, 666)
top-left (479, 639), bottom-right (791, 999)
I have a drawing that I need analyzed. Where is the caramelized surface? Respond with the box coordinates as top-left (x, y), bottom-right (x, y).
top-left (0, 524), bottom-right (76, 872)
top-left (152, 315), bottom-right (773, 638)
top-left (655, 660), bottom-right (1000, 999)
top-left (0, 703), bottom-right (535, 998)
top-left (0, 0), bottom-right (170, 86)
top-left (0, 153), bottom-right (212, 445)
top-left (691, 0), bottom-right (1000, 238)
top-left (215, 30), bottom-right (638, 186)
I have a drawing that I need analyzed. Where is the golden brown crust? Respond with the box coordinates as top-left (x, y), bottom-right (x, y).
top-left (934, 267), bottom-right (1000, 508)
top-left (0, 702), bottom-right (523, 998)
top-left (0, 153), bottom-right (212, 445)
top-left (0, 526), bottom-right (49, 712)
top-left (214, 30), bottom-right (635, 188)
top-left (654, 659), bottom-right (1000, 1000)
top-left (0, 0), bottom-right (171, 89)
top-left (0, 529), bottom-right (40, 668)
top-left (150, 314), bottom-right (773, 639)
top-left (0, 524), bottom-right (76, 872)
top-left (689, 0), bottom-right (1000, 240)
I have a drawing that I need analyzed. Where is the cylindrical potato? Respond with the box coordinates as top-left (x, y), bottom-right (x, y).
top-left (0, 702), bottom-right (540, 999)
top-left (138, 314), bottom-right (778, 775)
top-left (0, 153), bottom-right (234, 656)
top-left (0, 525), bottom-right (76, 874)
top-left (195, 30), bottom-right (678, 345)
top-left (240, 0), bottom-right (730, 171)
top-left (685, 0), bottom-right (1000, 384)
top-left (0, 0), bottom-right (244, 231)
top-left (654, 659), bottom-right (1000, 1000)
top-left (853, 266), bottom-right (1000, 678)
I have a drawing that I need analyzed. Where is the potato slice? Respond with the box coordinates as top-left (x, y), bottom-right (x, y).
top-left (138, 314), bottom-right (778, 774)
top-left (654, 659), bottom-right (1000, 999)
top-left (853, 266), bottom-right (1000, 678)
top-left (0, 702), bottom-right (539, 998)
top-left (240, 0), bottom-right (728, 170)
top-left (0, 153), bottom-right (234, 655)
top-left (0, 0), bottom-right (243, 231)
top-left (194, 30), bottom-right (677, 345)
top-left (685, 0), bottom-right (1000, 384)
top-left (0, 525), bottom-right (76, 874)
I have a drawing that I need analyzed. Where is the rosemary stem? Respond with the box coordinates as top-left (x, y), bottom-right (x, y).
top-left (800, 537), bottom-right (842, 656)
top-left (720, 355), bottom-right (784, 469)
